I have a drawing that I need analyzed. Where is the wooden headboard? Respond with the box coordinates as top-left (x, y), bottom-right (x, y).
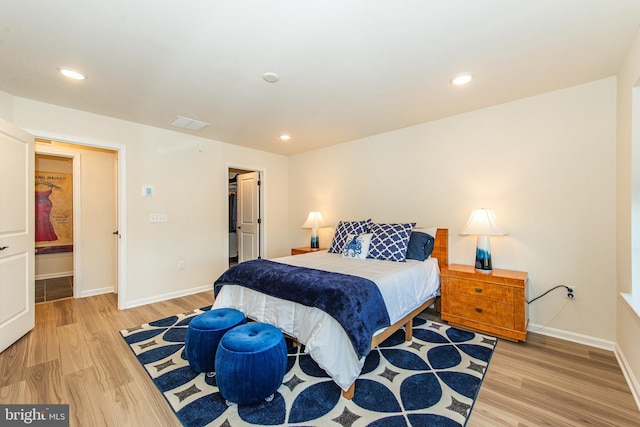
top-left (432, 228), bottom-right (449, 269)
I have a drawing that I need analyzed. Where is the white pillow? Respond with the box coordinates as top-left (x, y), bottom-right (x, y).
top-left (415, 226), bottom-right (438, 238)
top-left (342, 233), bottom-right (373, 259)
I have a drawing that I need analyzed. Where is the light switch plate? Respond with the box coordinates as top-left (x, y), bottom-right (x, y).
top-left (149, 213), bottom-right (168, 223)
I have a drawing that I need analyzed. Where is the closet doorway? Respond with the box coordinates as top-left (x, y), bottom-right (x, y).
top-left (35, 140), bottom-right (119, 303)
top-left (228, 167), bottom-right (263, 266)
top-left (35, 153), bottom-right (74, 302)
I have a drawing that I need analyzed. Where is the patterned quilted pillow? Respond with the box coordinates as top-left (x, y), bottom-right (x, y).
top-left (367, 222), bottom-right (416, 262)
top-left (328, 219), bottom-right (371, 253)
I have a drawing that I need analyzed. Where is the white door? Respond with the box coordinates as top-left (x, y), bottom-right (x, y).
top-left (81, 149), bottom-right (118, 294)
top-left (0, 119), bottom-right (34, 353)
top-left (236, 171), bottom-right (261, 262)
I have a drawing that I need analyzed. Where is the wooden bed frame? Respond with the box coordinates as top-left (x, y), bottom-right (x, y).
top-left (236, 228), bottom-right (449, 400)
top-left (341, 227), bottom-right (449, 399)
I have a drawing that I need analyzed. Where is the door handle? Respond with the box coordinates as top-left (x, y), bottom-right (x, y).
top-left (112, 230), bottom-right (119, 235)
top-left (0, 246), bottom-right (7, 250)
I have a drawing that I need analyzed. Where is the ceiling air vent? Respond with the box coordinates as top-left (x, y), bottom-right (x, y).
top-left (169, 116), bottom-right (210, 131)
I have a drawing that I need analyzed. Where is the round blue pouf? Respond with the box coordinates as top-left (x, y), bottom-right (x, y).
top-left (184, 308), bottom-right (246, 374)
top-left (215, 322), bottom-right (287, 405)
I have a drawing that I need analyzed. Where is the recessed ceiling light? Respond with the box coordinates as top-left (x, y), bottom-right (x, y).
top-left (263, 72), bottom-right (279, 83)
top-left (57, 67), bottom-right (86, 80)
top-left (279, 134), bottom-right (290, 141)
top-left (450, 73), bottom-right (473, 86)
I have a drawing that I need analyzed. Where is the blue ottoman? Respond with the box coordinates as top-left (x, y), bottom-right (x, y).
top-left (184, 308), bottom-right (246, 376)
top-left (215, 323), bottom-right (287, 406)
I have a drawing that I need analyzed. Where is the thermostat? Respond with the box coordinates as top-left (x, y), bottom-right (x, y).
top-left (141, 185), bottom-right (154, 197)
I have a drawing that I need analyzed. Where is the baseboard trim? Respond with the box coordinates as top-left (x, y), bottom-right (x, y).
top-left (615, 343), bottom-right (640, 411)
top-left (35, 271), bottom-right (73, 281)
top-left (124, 284), bottom-right (213, 309)
top-left (527, 323), bottom-right (615, 351)
top-left (79, 287), bottom-right (115, 298)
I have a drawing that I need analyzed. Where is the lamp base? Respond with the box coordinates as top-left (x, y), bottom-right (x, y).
top-left (310, 228), bottom-right (319, 249)
top-left (474, 235), bottom-right (493, 273)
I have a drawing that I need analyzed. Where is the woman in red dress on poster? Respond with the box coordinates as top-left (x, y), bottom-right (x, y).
top-left (35, 182), bottom-right (59, 242)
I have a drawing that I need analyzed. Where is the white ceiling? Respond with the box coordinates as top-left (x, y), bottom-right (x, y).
top-left (1, 1), bottom-right (640, 156)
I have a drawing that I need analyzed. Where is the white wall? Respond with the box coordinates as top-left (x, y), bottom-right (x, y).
top-left (616, 28), bottom-right (640, 407)
top-left (12, 97), bottom-right (289, 307)
top-left (289, 77), bottom-right (617, 345)
top-left (0, 90), bottom-right (13, 122)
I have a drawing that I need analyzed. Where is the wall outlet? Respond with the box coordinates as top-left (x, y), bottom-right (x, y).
top-left (178, 260), bottom-right (185, 270)
top-left (566, 286), bottom-right (575, 299)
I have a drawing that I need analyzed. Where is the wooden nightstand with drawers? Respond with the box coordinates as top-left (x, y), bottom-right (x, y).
top-left (440, 264), bottom-right (528, 341)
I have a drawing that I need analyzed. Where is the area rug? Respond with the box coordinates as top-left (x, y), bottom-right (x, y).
top-left (120, 306), bottom-right (497, 427)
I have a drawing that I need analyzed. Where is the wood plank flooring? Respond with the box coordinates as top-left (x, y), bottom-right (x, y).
top-left (420, 310), bottom-right (640, 426)
top-left (1, 292), bottom-right (639, 426)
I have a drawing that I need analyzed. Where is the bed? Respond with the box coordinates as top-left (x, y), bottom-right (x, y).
top-left (213, 226), bottom-right (448, 399)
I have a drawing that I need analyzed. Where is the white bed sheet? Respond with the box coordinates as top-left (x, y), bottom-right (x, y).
top-left (212, 252), bottom-right (440, 391)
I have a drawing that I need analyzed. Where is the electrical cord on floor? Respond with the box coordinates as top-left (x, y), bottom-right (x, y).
top-left (526, 285), bottom-right (574, 304)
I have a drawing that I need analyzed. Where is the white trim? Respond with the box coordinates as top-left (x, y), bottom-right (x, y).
top-left (35, 271), bottom-right (73, 281)
top-left (29, 129), bottom-right (127, 309)
top-left (615, 343), bottom-right (640, 411)
top-left (72, 152), bottom-right (82, 298)
top-left (622, 292), bottom-right (640, 318)
top-left (116, 147), bottom-right (126, 309)
top-left (79, 287), bottom-right (115, 298)
top-left (123, 284), bottom-right (212, 309)
top-left (527, 323), bottom-right (615, 351)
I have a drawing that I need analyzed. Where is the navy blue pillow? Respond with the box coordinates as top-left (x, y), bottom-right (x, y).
top-left (406, 231), bottom-right (435, 261)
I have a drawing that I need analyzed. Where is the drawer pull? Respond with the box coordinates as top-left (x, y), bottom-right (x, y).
top-left (475, 288), bottom-right (483, 293)
top-left (475, 307), bottom-right (483, 313)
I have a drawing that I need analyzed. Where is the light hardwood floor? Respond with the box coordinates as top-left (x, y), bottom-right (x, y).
top-left (1, 292), bottom-right (639, 426)
top-left (420, 311), bottom-right (640, 426)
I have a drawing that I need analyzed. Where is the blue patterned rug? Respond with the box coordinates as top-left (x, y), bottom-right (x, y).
top-left (120, 306), bottom-right (497, 427)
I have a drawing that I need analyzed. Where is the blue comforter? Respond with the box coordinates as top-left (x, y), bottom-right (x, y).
top-left (214, 259), bottom-right (390, 358)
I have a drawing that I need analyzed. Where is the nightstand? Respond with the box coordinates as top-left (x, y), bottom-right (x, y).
top-left (291, 247), bottom-right (327, 255)
top-left (440, 264), bottom-right (528, 341)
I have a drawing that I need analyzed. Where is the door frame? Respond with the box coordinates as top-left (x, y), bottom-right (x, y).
top-left (34, 148), bottom-right (82, 298)
top-left (28, 129), bottom-right (127, 309)
top-left (226, 164), bottom-right (265, 263)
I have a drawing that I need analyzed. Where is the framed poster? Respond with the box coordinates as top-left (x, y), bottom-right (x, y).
top-left (35, 172), bottom-right (73, 254)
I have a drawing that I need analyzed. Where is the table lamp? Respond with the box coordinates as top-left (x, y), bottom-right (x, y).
top-left (460, 208), bottom-right (506, 273)
top-left (302, 211), bottom-right (326, 249)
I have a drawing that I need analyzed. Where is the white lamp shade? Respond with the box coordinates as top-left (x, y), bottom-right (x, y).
top-left (460, 208), bottom-right (506, 236)
top-left (302, 211), bottom-right (326, 229)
